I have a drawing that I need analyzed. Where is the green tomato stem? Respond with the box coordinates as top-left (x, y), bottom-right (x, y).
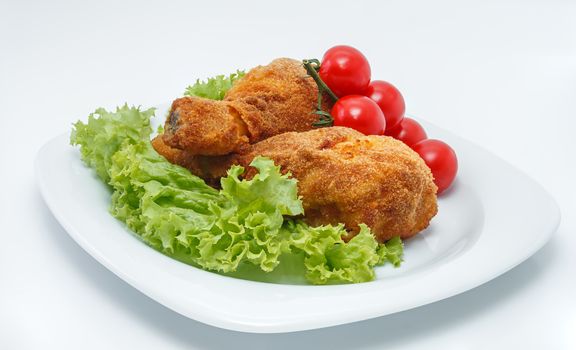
top-left (303, 59), bottom-right (338, 127)
top-left (303, 59), bottom-right (339, 102)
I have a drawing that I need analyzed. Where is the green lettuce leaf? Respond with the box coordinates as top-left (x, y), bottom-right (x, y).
top-left (108, 146), bottom-right (300, 273)
top-left (221, 157), bottom-right (304, 217)
top-left (377, 236), bottom-right (404, 267)
top-left (108, 142), bottom-right (220, 250)
top-left (286, 222), bottom-right (396, 284)
top-left (70, 104), bottom-right (155, 182)
top-left (71, 105), bottom-right (403, 284)
top-left (183, 70), bottom-right (245, 100)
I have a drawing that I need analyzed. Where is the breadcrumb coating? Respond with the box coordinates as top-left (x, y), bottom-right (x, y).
top-left (162, 58), bottom-right (328, 156)
top-left (161, 97), bottom-right (251, 155)
top-left (233, 127), bottom-right (438, 242)
top-left (224, 58), bottom-right (326, 140)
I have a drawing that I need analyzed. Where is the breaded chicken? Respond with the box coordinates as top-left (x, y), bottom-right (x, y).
top-left (162, 58), bottom-right (327, 155)
top-left (233, 127), bottom-right (438, 242)
top-left (161, 97), bottom-right (250, 156)
top-left (153, 127), bottom-right (437, 242)
top-left (223, 58), bottom-right (328, 141)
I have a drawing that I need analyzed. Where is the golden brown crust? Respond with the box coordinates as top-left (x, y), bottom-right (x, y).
top-left (224, 58), bottom-right (326, 140)
top-left (233, 127), bottom-right (438, 242)
top-left (162, 97), bottom-right (250, 156)
top-left (161, 58), bottom-right (330, 156)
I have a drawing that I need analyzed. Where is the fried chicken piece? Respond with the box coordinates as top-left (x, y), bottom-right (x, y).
top-left (162, 58), bottom-right (326, 155)
top-left (233, 127), bottom-right (438, 242)
top-left (223, 58), bottom-right (326, 141)
top-left (161, 97), bottom-right (251, 156)
top-left (153, 127), bottom-right (438, 242)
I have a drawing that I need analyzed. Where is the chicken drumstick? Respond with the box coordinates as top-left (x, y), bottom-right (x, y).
top-left (162, 58), bottom-right (327, 156)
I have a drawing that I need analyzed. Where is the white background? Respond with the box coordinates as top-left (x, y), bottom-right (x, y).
top-left (1, 0), bottom-right (575, 348)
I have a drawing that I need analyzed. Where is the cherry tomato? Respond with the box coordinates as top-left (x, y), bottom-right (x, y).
top-left (319, 45), bottom-right (371, 97)
top-left (386, 117), bottom-right (427, 147)
top-left (412, 139), bottom-right (458, 194)
top-left (331, 95), bottom-right (386, 135)
top-left (365, 80), bottom-right (405, 132)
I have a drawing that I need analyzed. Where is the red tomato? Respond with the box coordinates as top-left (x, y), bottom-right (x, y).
top-left (412, 139), bottom-right (458, 194)
top-left (365, 80), bottom-right (405, 131)
top-left (386, 117), bottom-right (427, 147)
top-left (319, 45), bottom-right (371, 97)
top-left (331, 95), bottom-right (386, 135)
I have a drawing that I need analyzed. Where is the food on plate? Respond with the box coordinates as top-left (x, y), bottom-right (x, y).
top-left (70, 45), bottom-right (460, 285)
top-left (319, 45), bottom-right (371, 97)
top-left (163, 58), bottom-right (329, 156)
top-left (365, 80), bottom-right (406, 132)
top-left (154, 127), bottom-right (437, 242)
top-left (71, 105), bottom-right (403, 285)
top-left (386, 117), bottom-right (428, 147)
top-left (330, 95), bottom-right (387, 135)
top-left (303, 45), bottom-right (458, 192)
top-left (386, 118), bottom-right (458, 193)
top-left (184, 70), bottom-right (245, 100)
top-left (412, 139), bottom-right (458, 194)
top-left (162, 96), bottom-right (250, 156)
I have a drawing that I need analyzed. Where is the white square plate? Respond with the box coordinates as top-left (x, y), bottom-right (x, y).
top-left (35, 110), bottom-right (560, 333)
